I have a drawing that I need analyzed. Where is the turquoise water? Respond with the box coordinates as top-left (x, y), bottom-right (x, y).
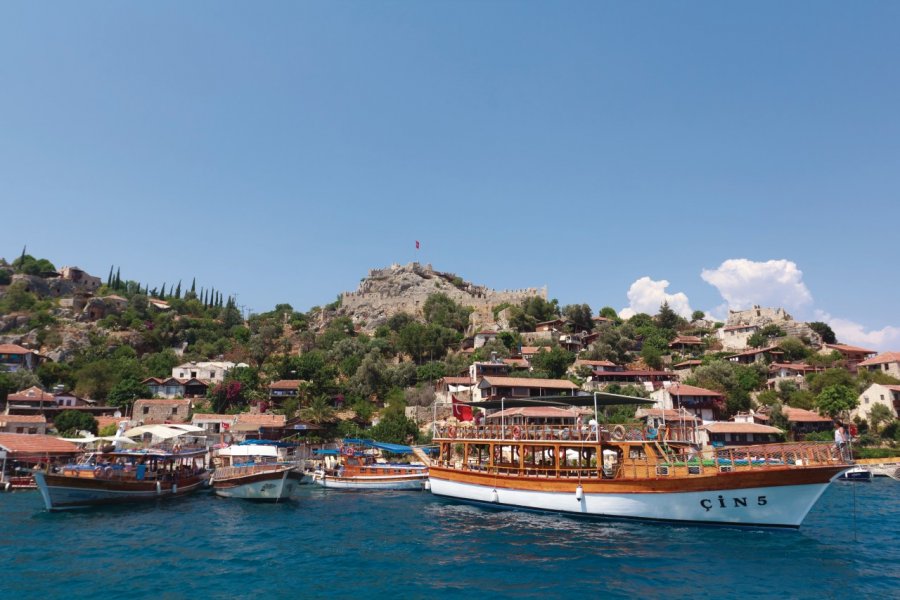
top-left (1, 479), bottom-right (898, 599)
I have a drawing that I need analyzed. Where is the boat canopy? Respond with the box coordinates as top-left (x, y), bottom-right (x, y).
top-left (458, 393), bottom-right (654, 410)
top-left (57, 435), bottom-right (138, 445)
top-left (123, 424), bottom-right (201, 440)
top-left (313, 449), bottom-right (340, 455)
top-left (238, 439), bottom-right (296, 448)
top-left (218, 445), bottom-right (279, 458)
top-left (342, 438), bottom-right (415, 455)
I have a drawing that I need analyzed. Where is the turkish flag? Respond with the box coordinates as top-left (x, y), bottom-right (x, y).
top-left (222, 422), bottom-right (230, 431)
top-left (452, 395), bottom-right (473, 422)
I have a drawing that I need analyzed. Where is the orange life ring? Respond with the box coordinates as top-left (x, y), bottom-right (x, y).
top-left (448, 426), bottom-right (457, 439)
top-left (512, 425), bottom-right (522, 440)
top-left (612, 424), bottom-right (626, 441)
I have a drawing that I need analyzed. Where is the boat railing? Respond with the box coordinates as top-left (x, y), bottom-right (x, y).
top-left (436, 442), bottom-right (845, 480)
top-left (434, 423), bottom-right (698, 444)
top-left (214, 464), bottom-right (287, 479)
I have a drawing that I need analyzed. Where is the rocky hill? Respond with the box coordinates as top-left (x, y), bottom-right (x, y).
top-left (338, 262), bottom-right (546, 334)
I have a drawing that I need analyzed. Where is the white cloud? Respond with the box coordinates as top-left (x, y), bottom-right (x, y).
top-left (815, 310), bottom-right (900, 351)
top-left (619, 276), bottom-right (693, 319)
top-left (700, 259), bottom-right (813, 312)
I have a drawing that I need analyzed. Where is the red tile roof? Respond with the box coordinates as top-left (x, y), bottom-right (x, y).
top-left (192, 413), bottom-right (235, 422)
top-left (664, 384), bottom-right (723, 397)
top-left (7, 386), bottom-right (54, 402)
top-left (782, 407), bottom-right (832, 423)
top-left (503, 358), bottom-right (530, 368)
top-left (727, 345), bottom-right (783, 358)
top-left (133, 398), bottom-right (191, 406)
top-left (574, 359), bottom-right (617, 367)
top-left (702, 422), bottom-right (783, 434)
top-left (439, 376), bottom-right (473, 385)
top-left (95, 416), bottom-right (127, 431)
top-left (858, 352), bottom-right (900, 367)
top-left (0, 433), bottom-right (80, 456)
top-left (234, 413), bottom-right (286, 426)
top-left (519, 346), bottom-right (542, 354)
top-left (0, 414), bottom-right (47, 424)
top-left (669, 335), bottom-right (703, 345)
top-left (638, 408), bottom-right (701, 422)
top-left (479, 376), bottom-right (579, 390)
top-left (268, 379), bottom-right (305, 390)
top-left (0, 344), bottom-right (32, 355)
top-left (673, 360), bottom-right (703, 368)
top-left (825, 343), bottom-right (876, 355)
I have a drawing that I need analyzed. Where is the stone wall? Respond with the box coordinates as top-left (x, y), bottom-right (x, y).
top-left (340, 262), bottom-right (546, 332)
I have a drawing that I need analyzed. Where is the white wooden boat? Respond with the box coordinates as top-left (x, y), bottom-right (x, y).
top-left (212, 443), bottom-right (298, 501)
top-left (428, 395), bottom-right (850, 528)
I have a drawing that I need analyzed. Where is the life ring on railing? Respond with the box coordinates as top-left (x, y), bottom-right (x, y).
top-left (612, 425), bottom-right (626, 441)
top-left (342, 446), bottom-right (354, 457)
top-left (448, 426), bottom-right (457, 439)
top-left (512, 425), bottom-right (522, 440)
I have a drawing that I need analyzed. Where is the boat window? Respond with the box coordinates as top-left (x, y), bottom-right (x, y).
top-left (629, 446), bottom-right (646, 460)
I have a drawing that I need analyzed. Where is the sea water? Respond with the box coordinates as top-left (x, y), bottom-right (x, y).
top-left (1, 479), bottom-right (897, 599)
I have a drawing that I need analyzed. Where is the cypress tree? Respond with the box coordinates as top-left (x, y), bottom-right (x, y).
top-left (175, 281), bottom-right (181, 299)
top-left (114, 268), bottom-right (121, 290)
top-left (160, 283), bottom-right (166, 298)
top-left (190, 278), bottom-right (196, 294)
top-left (107, 265), bottom-right (114, 287)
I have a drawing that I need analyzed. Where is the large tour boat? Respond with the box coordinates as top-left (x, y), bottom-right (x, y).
top-left (428, 394), bottom-right (850, 528)
top-left (211, 442), bottom-right (297, 501)
top-left (34, 424), bottom-right (210, 511)
top-left (312, 439), bottom-right (428, 490)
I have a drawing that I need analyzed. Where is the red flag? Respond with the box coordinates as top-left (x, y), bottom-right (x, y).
top-left (415, 240), bottom-right (420, 249)
top-left (452, 395), bottom-right (473, 422)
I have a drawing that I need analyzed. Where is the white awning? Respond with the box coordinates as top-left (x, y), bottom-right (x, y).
top-left (217, 445), bottom-right (279, 458)
top-left (123, 425), bottom-right (196, 440)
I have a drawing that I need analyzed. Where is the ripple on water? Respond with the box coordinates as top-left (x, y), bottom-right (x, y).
top-left (1, 480), bottom-right (899, 599)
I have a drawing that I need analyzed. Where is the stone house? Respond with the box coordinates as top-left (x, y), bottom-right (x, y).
top-left (781, 406), bottom-right (833, 439)
top-left (853, 383), bottom-right (900, 423)
top-left (172, 361), bottom-right (246, 384)
top-left (473, 331), bottom-right (498, 348)
top-left (58, 266), bottom-right (101, 292)
top-left (726, 345), bottom-right (783, 365)
top-left (143, 377), bottom-right (209, 399)
top-left (268, 379), bottom-right (305, 406)
top-left (857, 352), bottom-right (900, 379)
top-left (472, 376), bottom-right (579, 402)
top-left (819, 343), bottom-right (876, 372)
top-left (0, 344), bottom-right (39, 372)
top-left (650, 384), bottom-right (724, 423)
top-left (668, 335), bottom-right (704, 354)
top-left (132, 398), bottom-right (191, 424)
top-left (0, 414), bottom-right (47, 435)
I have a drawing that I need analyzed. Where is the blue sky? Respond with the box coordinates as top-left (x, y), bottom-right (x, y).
top-left (2, 3), bottom-right (899, 348)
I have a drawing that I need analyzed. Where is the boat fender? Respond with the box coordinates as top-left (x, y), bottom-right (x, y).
top-left (491, 489), bottom-right (499, 503)
top-left (156, 480), bottom-right (162, 495)
top-left (172, 483), bottom-right (177, 494)
top-left (512, 425), bottom-right (522, 440)
top-left (575, 485), bottom-right (584, 501)
top-left (612, 425), bottom-right (626, 441)
top-left (424, 480), bottom-right (431, 491)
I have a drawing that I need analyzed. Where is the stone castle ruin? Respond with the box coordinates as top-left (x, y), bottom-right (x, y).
top-left (718, 305), bottom-right (823, 351)
top-left (339, 262), bottom-right (545, 333)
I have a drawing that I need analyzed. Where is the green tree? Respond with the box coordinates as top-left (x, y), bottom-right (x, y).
top-left (530, 346), bottom-right (575, 379)
top-left (53, 410), bottom-right (98, 436)
top-left (107, 377), bottom-right (148, 409)
top-left (807, 321), bottom-right (837, 344)
top-left (655, 301), bottom-right (684, 330)
top-left (599, 306), bottom-right (619, 320)
top-left (807, 368), bottom-right (855, 395)
top-left (369, 394), bottom-right (419, 444)
top-left (423, 293), bottom-right (472, 333)
top-left (867, 403), bottom-right (893, 434)
top-left (778, 337), bottom-right (809, 362)
top-left (691, 310), bottom-right (706, 321)
top-left (562, 303), bottom-right (594, 333)
top-left (299, 395), bottom-right (335, 424)
top-left (816, 384), bottom-right (858, 418)
top-left (12, 254), bottom-right (56, 275)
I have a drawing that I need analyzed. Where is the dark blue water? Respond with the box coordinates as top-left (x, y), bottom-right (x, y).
top-left (1, 480), bottom-right (898, 599)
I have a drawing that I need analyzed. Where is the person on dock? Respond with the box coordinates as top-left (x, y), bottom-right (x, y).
top-left (834, 421), bottom-right (849, 461)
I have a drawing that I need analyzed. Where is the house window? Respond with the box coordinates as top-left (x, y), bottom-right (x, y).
top-left (29, 428), bottom-right (37, 434)
top-left (209, 372), bottom-right (216, 379)
top-left (16, 427), bottom-right (24, 433)
top-left (191, 371), bottom-right (197, 378)
top-left (172, 407), bottom-right (178, 415)
top-left (143, 406), bottom-right (150, 415)
top-left (865, 396), bottom-right (869, 405)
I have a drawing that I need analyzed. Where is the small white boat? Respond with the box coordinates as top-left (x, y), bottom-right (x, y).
top-left (311, 440), bottom-right (428, 490)
top-left (838, 466), bottom-right (873, 482)
top-left (212, 443), bottom-right (298, 501)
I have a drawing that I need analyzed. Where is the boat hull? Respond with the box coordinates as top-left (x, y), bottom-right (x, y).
top-left (213, 467), bottom-right (295, 501)
top-left (312, 471), bottom-right (427, 490)
top-left (34, 471), bottom-right (208, 511)
top-left (428, 466), bottom-right (847, 528)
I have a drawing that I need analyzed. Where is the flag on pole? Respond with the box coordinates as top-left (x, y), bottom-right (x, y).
top-left (415, 240), bottom-right (420, 250)
top-left (451, 395), bottom-right (473, 422)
